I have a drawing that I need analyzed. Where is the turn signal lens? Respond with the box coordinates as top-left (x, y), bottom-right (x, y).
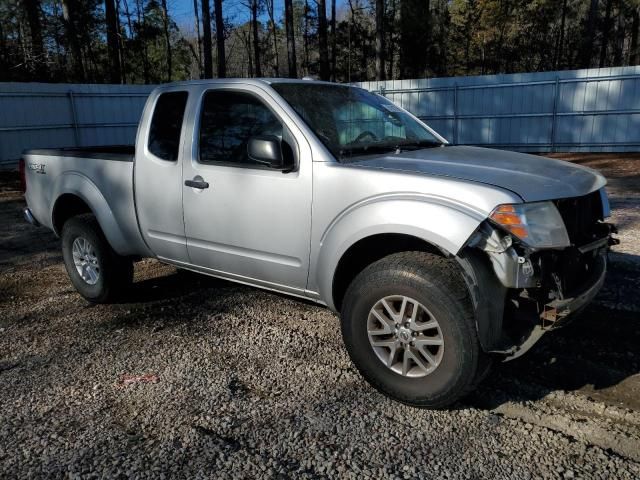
top-left (490, 205), bottom-right (529, 239)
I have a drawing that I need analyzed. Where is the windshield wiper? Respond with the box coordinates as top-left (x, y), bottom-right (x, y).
top-left (339, 139), bottom-right (443, 159)
top-left (339, 144), bottom-right (400, 159)
top-left (393, 140), bottom-right (443, 151)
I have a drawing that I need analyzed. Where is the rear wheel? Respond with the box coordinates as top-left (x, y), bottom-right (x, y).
top-left (340, 251), bottom-right (486, 408)
top-left (61, 214), bottom-right (133, 303)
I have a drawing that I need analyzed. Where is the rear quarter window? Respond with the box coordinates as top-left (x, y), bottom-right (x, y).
top-left (148, 91), bottom-right (188, 161)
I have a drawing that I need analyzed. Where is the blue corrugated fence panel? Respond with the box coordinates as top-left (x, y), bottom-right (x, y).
top-left (0, 83), bottom-right (154, 164)
top-left (357, 66), bottom-right (640, 152)
top-left (3, 68), bottom-right (640, 165)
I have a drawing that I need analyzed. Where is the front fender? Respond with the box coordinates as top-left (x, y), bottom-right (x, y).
top-left (51, 172), bottom-right (131, 255)
top-left (314, 195), bottom-right (486, 311)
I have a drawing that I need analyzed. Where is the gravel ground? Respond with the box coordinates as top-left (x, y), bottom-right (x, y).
top-left (1, 154), bottom-right (639, 479)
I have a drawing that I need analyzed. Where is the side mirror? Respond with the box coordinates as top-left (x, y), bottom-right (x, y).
top-left (247, 135), bottom-right (294, 171)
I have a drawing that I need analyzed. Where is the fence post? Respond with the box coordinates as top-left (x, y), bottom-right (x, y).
top-left (68, 90), bottom-right (80, 147)
top-left (453, 84), bottom-right (458, 145)
top-left (550, 76), bottom-right (560, 153)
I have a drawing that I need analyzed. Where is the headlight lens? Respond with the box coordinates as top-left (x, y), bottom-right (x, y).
top-left (489, 202), bottom-right (570, 248)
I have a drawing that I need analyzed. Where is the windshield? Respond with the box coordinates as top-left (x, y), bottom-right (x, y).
top-left (271, 83), bottom-right (444, 160)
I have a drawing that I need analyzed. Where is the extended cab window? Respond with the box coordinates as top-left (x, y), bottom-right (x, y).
top-left (199, 91), bottom-right (283, 165)
top-left (148, 91), bottom-right (188, 161)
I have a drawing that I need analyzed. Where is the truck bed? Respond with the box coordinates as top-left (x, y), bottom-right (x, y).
top-left (23, 145), bottom-right (149, 257)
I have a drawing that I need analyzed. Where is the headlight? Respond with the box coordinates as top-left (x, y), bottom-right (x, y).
top-left (489, 202), bottom-right (570, 248)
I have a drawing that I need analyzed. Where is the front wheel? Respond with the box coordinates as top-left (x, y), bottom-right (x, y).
top-left (61, 214), bottom-right (133, 303)
top-left (340, 251), bottom-right (486, 408)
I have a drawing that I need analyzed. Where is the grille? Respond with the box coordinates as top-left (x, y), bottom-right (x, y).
top-left (553, 190), bottom-right (604, 246)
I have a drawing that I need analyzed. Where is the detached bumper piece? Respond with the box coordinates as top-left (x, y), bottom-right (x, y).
top-left (23, 207), bottom-right (40, 227)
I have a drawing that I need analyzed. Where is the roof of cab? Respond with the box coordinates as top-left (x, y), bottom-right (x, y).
top-left (155, 77), bottom-right (353, 89)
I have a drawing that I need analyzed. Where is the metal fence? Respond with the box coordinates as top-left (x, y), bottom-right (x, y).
top-left (1, 66), bottom-right (639, 166)
top-left (0, 83), bottom-right (153, 166)
top-left (357, 65), bottom-right (640, 153)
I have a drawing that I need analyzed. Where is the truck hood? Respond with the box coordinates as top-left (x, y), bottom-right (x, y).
top-left (348, 146), bottom-right (606, 202)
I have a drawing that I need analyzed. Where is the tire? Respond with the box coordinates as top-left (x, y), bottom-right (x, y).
top-left (340, 251), bottom-right (486, 408)
top-left (61, 214), bottom-right (133, 303)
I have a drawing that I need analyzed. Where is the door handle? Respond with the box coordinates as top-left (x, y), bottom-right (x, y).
top-left (184, 179), bottom-right (209, 189)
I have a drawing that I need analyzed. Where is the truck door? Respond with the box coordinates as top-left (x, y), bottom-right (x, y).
top-left (181, 85), bottom-right (312, 294)
top-left (134, 90), bottom-right (190, 262)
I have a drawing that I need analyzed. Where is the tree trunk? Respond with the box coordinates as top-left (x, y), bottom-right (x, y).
top-left (317, 0), bottom-right (330, 80)
top-left (213, 0), bottom-right (226, 77)
top-left (116, 0), bottom-right (127, 83)
top-left (122, 0), bottom-right (138, 82)
top-left (330, 0), bottom-right (336, 80)
top-left (347, 0), bottom-right (355, 81)
top-left (193, 0), bottom-right (203, 77)
top-left (242, 29), bottom-right (253, 76)
top-left (612, 1), bottom-right (624, 66)
top-left (265, 0), bottom-right (279, 76)
top-left (0, 19), bottom-right (5, 72)
top-left (105, 0), bottom-right (122, 83)
top-left (386, 0), bottom-right (396, 79)
top-left (464, 8), bottom-right (472, 74)
top-left (599, 0), bottom-right (613, 68)
top-left (22, 0), bottom-right (46, 78)
top-left (303, 0), bottom-right (310, 75)
top-left (160, 0), bottom-right (172, 81)
top-left (136, 0), bottom-right (151, 85)
top-left (201, 0), bottom-right (213, 77)
top-left (134, 0), bottom-right (150, 83)
top-left (375, 0), bottom-right (385, 80)
top-left (554, 0), bottom-right (567, 69)
top-left (630, 7), bottom-right (639, 65)
top-left (122, 0), bottom-right (134, 41)
top-left (251, 0), bottom-right (262, 77)
top-left (60, 0), bottom-right (86, 81)
top-left (579, 0), bottom-right (599, 68)
top-left (284, 0), bottom-right (297, 77)
top-left (18, 14), bottom-right (28, 72)
top-left (399, 0), bottom-right (429, 78)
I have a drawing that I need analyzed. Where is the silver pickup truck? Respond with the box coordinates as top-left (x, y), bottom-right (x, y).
top-left (22, 79), bottom-right (616, 408)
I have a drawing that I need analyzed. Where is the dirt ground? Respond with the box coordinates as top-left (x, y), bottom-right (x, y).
top-left (1, 154), bottom-right (639, 479)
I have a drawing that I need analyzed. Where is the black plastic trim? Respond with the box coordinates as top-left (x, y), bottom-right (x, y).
top-left (23, 145), bottom-right (134, 162)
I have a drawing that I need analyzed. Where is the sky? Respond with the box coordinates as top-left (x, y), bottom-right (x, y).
top-left (167, 0), bottom-right (349, 34)
top-left (169, 0), bottom-right (288, 32)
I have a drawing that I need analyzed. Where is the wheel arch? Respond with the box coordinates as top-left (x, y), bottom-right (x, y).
top-left (314, 198), bottom-right (485, 312)
top-left (331, 233), bottom-right (447, 313)
top-left (52, 193), bottom-right (93, 234)
top-left (50, 173), bottom-right (130, 255)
